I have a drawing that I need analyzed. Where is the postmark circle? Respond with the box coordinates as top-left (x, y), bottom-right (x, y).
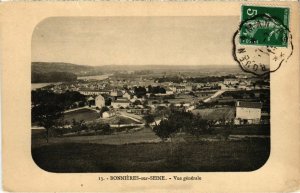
top-left (233, 14), bottom-right (293, 76)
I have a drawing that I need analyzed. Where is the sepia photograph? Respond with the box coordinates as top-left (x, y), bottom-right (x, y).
top-left (31, 17), bottom-right (271, 173)
top-left (2, 2), bottom-right (300, 192)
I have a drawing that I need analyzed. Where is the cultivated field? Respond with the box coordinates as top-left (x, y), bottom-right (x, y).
top-left (192, 107), bottom-right (235, 120)
top-left (63, 109), bottom-right (142, 125)
top-left (98, 115), bottom-right (142, 125)
top-left (64, 109), bottom-right (99, 122)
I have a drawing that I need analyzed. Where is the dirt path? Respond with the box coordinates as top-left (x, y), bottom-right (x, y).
top-left (118, 114), bottom-right (143, 123)
top-left (118, 111), bottom-right (144, 122)
top-left (64, 106), bottom-right (98, 113)
top-left (203, 90), bottom-right (225, 103)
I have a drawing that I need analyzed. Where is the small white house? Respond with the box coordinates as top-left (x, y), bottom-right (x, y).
top-left (224, 79), bottom-right (239, 85)
top-left (111, 99), bottom-right (130, 108)
top-left (110, 90), bottom-right (123, 97)
top-left (123, 92), bottom-right (133, 100)
top-left (165, 88), bottom-right (174, 95)
top-left (102, 110), bottom-right (116, 118)
top-left (235, 101), bottom-right (262, 124)
top-left (95, 95), bottom-right (105, 108)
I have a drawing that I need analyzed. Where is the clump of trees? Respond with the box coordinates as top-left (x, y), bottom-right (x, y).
top-left (153, 110), bottom-right (209, 141)
top-left (31, 90), bottom-right (86, 142)
top-left (143, 114), bottom-right (155, 127)
top-left (134, 86), bottom-right (147, 98)
top-left (32, 102), bottom-right (64, 142)
top-left (155, 76), bottom-right (183, 83)
top-left (133, 85), bottom-right (167, 98)
top-left (147, 85), bottom-right (166, 94)
top-left (71, 119), bottom-right (88, 134)
top-left (87, 122), bottom-right (112, 135)
top-left (32, 90), bottom-right (86, 110)
top-left (187, 75), bottom-right (235, 83)
top-left (52, 120), bottom-right (112, 137)
top-left (99, 106), bottom-right (110, 117)
top-left (132, 100), bottom-right (142, 106)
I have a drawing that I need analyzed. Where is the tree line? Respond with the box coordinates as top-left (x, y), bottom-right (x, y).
top-left (31, 90), bottom-right (86, 142)
top-left (143, 108), bottom-right (214, 141)
top-left (155, 75), bottom-right (236, 84)
top-left (53, 120), bottom-right (112, 137)
top-left (133, 86), bottom-right (166, 97)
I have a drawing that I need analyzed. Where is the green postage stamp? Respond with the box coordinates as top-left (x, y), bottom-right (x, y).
top-left (240, 5), bottom-right (290, 47)
top-left (233, 5), bottom-right (293, 76)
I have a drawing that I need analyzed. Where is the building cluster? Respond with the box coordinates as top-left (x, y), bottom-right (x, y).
top-left (220, 78), bottom-right (270, 90)
top-left (48, 76), bottom-right (269, 95)
top-left (42, 75), bottom-right (269, 124)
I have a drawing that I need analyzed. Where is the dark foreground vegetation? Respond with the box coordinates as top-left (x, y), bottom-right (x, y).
top-left (32, 90), bottom-right (87, 142)
top-left (32, 138), bottom-right (270, 172)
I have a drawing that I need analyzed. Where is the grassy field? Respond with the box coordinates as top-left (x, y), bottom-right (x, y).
top-left (228, 124), bottom-right (270, 135)
top-left (32, 138), bottom-right (270, 172)
top-left (32, 127), bottom-right (160, 147)
top-left (64, 109), bottom-right (99, 122)
top-left (192, 107), bottom-right (235, 120)
top-left (63, 109), bottom-right (141, 125)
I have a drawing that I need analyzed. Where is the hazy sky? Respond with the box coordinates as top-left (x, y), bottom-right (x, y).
top-left (32, 17), bottom-right (240, 66)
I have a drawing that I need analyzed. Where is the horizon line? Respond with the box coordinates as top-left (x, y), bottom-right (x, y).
top-left (31, 61), bottom-right (237, 67)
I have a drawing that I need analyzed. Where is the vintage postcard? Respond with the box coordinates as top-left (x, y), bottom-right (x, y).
top-left (1, 2), bottom-right (300, 192)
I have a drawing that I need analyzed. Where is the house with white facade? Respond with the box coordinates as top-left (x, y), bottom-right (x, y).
top-left (170, 85), bottom-right (186, 93)
top-left (165, 88), bottom-right (174, 95)
top-left (234, 101), bottom-right (262, 124)
top-left (123, 92), bottom-right (133, 100)
top-left (102, 110), bottom-right (116, 118)
top-left (95, 95), bottom-right (105, 108)
top-left (111, 98), bottom-right (130, 108)
top-left (224, 79), bottom-right (239, 85)
top-left (110, 90), bottom-right (123, 97)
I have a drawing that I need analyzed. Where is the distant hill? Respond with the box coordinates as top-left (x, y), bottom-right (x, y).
top-left (32, 62), bottom-right (98, 83)
top-left (32, 62), bottom-right (246, 82)
top-left (32, 71), bottom-right (77, 83)
top-left (32, 62), bottom-right (97, 75)
top-left (32, 62), bottom-right (242, 74)
top-left (97, 64), bottom-right (241, 71)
